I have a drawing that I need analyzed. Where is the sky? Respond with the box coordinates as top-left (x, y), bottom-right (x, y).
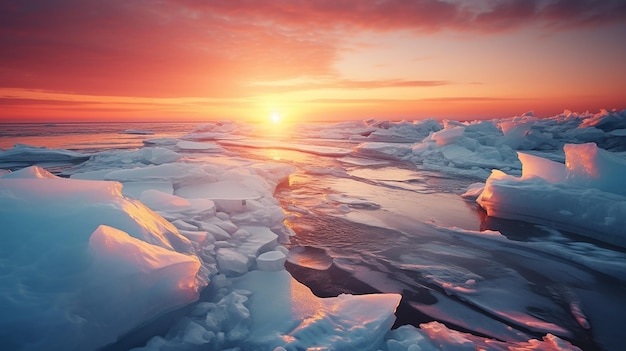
top-left (1, 0), bottom-right (626, 123)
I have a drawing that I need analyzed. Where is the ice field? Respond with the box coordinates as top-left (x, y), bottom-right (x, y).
top-left (1, 109), bottom-right (626, 351)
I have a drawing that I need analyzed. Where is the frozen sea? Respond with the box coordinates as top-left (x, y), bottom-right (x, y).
top-left (1, 111), bottom-right (626, 351)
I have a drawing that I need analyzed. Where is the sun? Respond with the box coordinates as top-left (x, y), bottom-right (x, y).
top-left (270, 113), bottom-right (281, 124)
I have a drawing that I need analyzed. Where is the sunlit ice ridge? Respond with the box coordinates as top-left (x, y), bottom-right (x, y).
top-left (1, 108), bottom-right (626, 351)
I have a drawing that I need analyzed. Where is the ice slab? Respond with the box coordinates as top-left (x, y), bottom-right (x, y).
top-left (1, 164), bottom-right (58, 178)
top-left (0, 144), bottom-right (89, 163)
top-left (105, 163), bottom-right (213, 184)
top-left (564, 142), bottom-right (626, 195)
top-left (0, 172), bottom-right (205, 351)
top-left (232, 270), bottom-right (401, 350)
top-left (82, 147), bottom-right (180, 167)
top-left (430, 126), bottom-right (465, 146)
top-left (478, 171), bottom-right (626, 248)
top-left (141, 147), bottom-right (181, 164)
top-left (176, 180), bottom-right (262, 200)
top-left (216, 248), bottom-right (250, 275)
top-left (478, 143), bottom-right (626, 248)
top-left (237, 225), bottom-right (279, 259)
top-left (121, 180), bottom-right (174, 199)
top-left (143, 137), bottom-right (180, 146)
top-left (176, 140), bottom-right (223, 152)
top-left (70, 169), bottom-right (116, 180)
top-left (141, 189), bottom-right (206, 213)
top-left (518, 151), bottom-right (566, 182)
top-left (256, 250), bottom-right (286, 271)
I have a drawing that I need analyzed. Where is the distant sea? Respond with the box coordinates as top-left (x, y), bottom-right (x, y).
top-left (0, 122), bottom-right (199, 151)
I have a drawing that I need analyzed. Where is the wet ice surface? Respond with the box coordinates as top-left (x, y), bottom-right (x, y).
top-left (157, 119), bottom-right (626, 350)
top-left (233, 144), bottom-right (626, 351)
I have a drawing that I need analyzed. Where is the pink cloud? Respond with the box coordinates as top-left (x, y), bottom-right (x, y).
top-left (1, 0), bottom-right (625, 99)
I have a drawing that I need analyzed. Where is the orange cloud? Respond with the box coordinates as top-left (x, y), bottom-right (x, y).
top-left (1, 0), bottom-right (625, 121)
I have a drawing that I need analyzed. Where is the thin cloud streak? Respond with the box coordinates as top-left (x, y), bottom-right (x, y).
top-left (249, 79), bottom-right (451, 94)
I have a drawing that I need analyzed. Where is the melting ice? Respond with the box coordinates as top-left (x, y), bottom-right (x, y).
top-left (1, 109), bottom-right (626, 351)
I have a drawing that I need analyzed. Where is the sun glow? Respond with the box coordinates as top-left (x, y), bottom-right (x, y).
top-left (271, 113), bottom-right (282, 124)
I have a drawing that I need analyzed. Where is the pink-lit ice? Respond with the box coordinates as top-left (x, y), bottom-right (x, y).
top-left (0, 168), bottom-right (205, 351)
top-left (136, 269), bottom-right (402, 351)
top-left (478, 143), bottom-right (626, 248)
top-left (2, 109), bottom-right (626, 351)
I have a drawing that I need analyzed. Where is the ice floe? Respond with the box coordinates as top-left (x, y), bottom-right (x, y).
top-left (1, 109), bottom-right (625, 351)
top-left (477, 142), bottom-right (626, 248)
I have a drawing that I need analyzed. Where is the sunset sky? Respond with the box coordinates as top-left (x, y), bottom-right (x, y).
top-left (1, 0), bottom-right (626, 123)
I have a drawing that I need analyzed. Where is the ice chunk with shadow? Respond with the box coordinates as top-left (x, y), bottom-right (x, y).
top-left (0, 173), bottom-right (205, 351)
top-left (477, 143), bottom-right (626, 248)
top-left (358, 118), bottom-right (442, 142)
top-left (139, 189), bottom-right (216, 216)
top-left (143, 137), bottom-right (180, 146)
top-left (461, 182), bottom-right (485, 200)
top-left (1, 165), bottom-right (58, 179)
top-left (216, 248), bottom-right (250, 276)
top-left (256, 250), bottom-right (286, 271)
top-left (579, 109), bottom-right (626, 131)
top-left (141, 147), bottom-right (181, 164)
top-left (0, 144), bottom-right (89, 166)
top-left (87, 224), bottom-right (203, 332)
top-left (84, 147), bottom-right (180, 167)
top-left (518, 152), bottom-right (566, 182)
top-left (410, 135), bottom-right (519, 179)
top-left (564, 142), bottom-right (626, 195)
top-left (176, 180), bottom-right (261, 201)
top-left (176, 180), bottom-right (262, 214)
top-left (232, 270), bottom-right (401, 350)
top-left (70, 169), bottom-right (118, 180)
top-left (105, 163), bottom-right (217, 185)
top-left (430, 126), bottom-right (465, 146)
top-left (0, 171), bottom-right (194, 255)
top-left (236, 226), bottom-right (279, 260)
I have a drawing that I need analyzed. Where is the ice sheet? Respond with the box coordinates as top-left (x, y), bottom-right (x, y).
top-left (2, 109), bottom-right (626, 351)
